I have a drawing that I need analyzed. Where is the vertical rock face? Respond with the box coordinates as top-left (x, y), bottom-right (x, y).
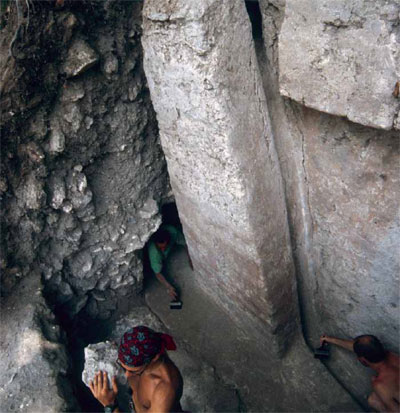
top-left (1, 1), bottom-right (170, 320)
top-left (142, 0), bottom-right (298, 354)
top-left (259, 0), bottom-right (400, 405)
top-left (279, 0), bottom-right (400, 130)
top-left (0, 273), bottom-right (79, 413)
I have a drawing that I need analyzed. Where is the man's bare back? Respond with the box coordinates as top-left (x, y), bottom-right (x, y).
top-left (128, 355), bottom-right (183, 413)
top-left (369, 352), bottom-right (399, 412)
top-left (321, 334), bottom-right (399, 412)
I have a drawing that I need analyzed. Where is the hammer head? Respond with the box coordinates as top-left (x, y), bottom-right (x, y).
top-left (170, 300), bottom-right (182, 310)
top-left (314, 342), bottom-right (330, 360)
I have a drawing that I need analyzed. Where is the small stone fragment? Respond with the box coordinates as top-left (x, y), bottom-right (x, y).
top-left (61, 81), bottom-right (85, 102)
top-left (23, 142), bottom-right (45, 163)
top-left (0, 177), bottom-right (8, 193)
top-left (49, 128), bottom-right (65, 153)
top-left (18, 174), bottom-right (46, 210)
top-left (62, 201), bottom-right (73, 213)
top-left (69, 250), bottom-right (93, 278)
top-left (139, 198), bottom-right (158, 219)
top-left (63, 39), bottom-right (99, 78)
top-left (49, 175), bottom-right (66, 209)
top-left (104, 55), bottom-right (119, 76)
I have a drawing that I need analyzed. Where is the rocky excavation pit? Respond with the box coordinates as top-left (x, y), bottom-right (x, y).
top-left (1, 0), bottom-right (398, 412)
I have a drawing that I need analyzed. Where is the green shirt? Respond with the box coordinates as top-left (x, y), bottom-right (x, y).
top-left (148, 225), bottom-right (186, 274)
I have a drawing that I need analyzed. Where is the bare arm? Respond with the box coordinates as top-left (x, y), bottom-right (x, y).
top-left (155, 273), bottom-right (178, 299)
top-left (320, 335), bottom-right (354, 352)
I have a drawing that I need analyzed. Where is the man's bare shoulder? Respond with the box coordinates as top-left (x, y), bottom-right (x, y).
top-left (150, 380), bottom-right (179, 413)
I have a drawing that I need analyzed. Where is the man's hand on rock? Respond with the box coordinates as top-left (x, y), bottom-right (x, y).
top-left (320, 334), bottom-right (331, 345)
top-left (89, 371), bottom-right (118, 407)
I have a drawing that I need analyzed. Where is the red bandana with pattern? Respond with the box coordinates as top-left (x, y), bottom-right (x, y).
top-left (118, 325), bottom-right (177, 367)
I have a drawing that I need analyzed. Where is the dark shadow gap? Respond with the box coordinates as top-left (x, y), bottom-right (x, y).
top-left (245, 0), bottom-right (263, 40)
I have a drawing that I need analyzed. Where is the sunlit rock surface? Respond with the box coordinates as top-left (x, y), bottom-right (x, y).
top-left (279, 0), bottom-right (400, 130)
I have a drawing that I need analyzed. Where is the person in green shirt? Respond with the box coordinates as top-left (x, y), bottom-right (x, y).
top-left (148, 225), bottom-right (191, 299)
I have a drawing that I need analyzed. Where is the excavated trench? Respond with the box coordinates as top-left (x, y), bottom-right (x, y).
top-left (1, 0), bottom-right (399, 412)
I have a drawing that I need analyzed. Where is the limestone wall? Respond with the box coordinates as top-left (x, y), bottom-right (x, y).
top-left (259, 0), bottom-right (399, 405)
top-left (279, 0), bottom-right (400, 131)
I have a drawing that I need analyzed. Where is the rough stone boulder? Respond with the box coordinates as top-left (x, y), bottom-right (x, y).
top-left (0, 273), bottom-right (78, 412)
top-left (82, 307), bottom-right (240, 412)
top-left (279, 0), bottom-right (400, 130)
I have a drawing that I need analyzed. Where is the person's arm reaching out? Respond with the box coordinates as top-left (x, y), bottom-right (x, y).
top-left (320, 335), bottom-right (355, 352)
top-left (155, 272), bottom-right (178, 299)
top-left (149, 243), bottom-right (177, 298)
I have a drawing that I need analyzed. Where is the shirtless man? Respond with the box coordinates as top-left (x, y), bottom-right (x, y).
top-left (321, 334), bottom-right (399, 412)
top-left (89, 326), bottom-right (183, 413)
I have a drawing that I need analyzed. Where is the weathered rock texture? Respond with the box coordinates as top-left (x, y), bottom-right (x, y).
top-left (0, 273), bottom-right (79, 412)
top-left (82, 307), bottom-right (241, 412)
top-left (142, 0), bottom-right (299, 356)
top-left (279, 0), bottom-right (400, 130)
top-left (1, 1), bottom-right (170, 321)
top-left (258, 0), bottom-right (400, 406)
top-left (1, 0), bottom-right (399, 411)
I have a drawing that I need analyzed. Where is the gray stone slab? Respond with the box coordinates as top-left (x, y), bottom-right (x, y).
top-left (279, 0), bottom-right (400, 130)
top-left (142, 0), bottom-right (298, 355)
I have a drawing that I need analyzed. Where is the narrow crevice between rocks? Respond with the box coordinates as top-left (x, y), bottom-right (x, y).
top-left (244, 2), bottom-right (364, 410)
top-left (245, 0), bottom-right (311, 344)
top-left (245, 0), bottom-right (310, 351)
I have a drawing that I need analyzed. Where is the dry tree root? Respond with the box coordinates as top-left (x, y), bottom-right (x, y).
top-left (9, 0), bottom-right (35, 58)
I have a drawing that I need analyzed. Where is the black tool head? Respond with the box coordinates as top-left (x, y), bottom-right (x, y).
top-left (170, 300), bottom-right (182, 310)
top-left (314, 342), bottom-right (330, 360)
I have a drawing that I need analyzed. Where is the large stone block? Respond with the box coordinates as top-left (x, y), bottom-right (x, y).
top-left (279, 0), bottom-right (400, 130)
top-left (142, 0), bottom-right (299, 354)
